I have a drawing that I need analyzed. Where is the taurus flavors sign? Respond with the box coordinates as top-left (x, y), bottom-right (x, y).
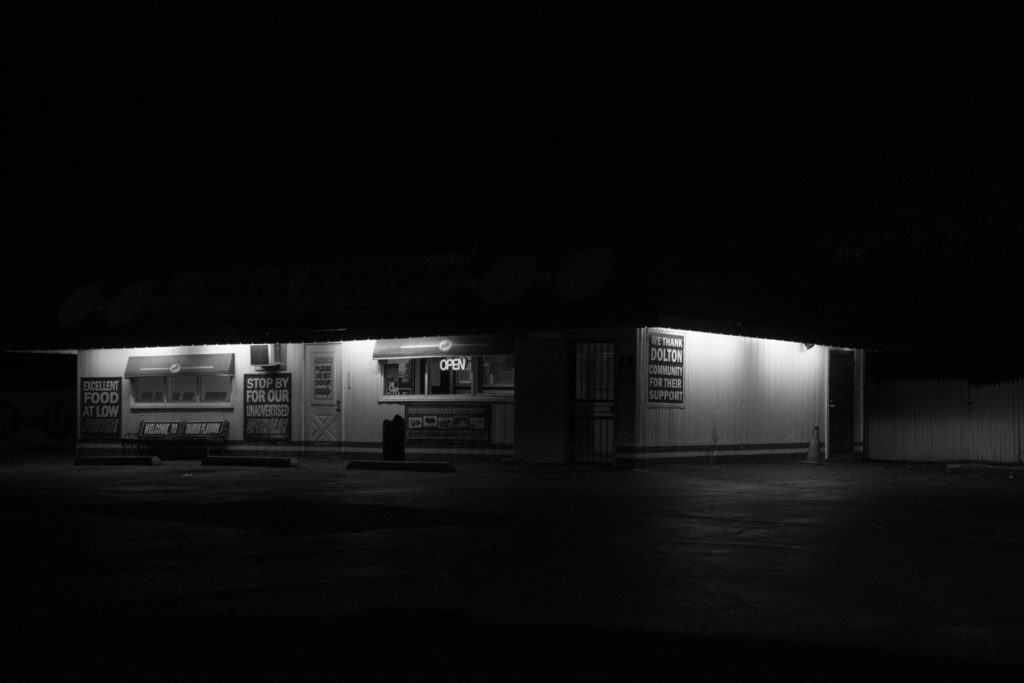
top-left (244, 373), bottom-right (292, 439)
top-left (647, 330), bottom-right (685, 407)
top-left (81, 377), bottom-right (122, 437)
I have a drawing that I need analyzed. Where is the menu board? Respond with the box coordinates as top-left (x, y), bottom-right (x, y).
top-left (405, 404), bottom-right (489, 441)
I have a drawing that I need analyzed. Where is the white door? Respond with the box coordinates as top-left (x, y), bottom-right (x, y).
top-left (305, 343), bottom-right (343, 444)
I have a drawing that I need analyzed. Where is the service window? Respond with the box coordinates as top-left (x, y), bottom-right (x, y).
top-left (132, 374), bottom-right (232, 404)
top-left (481, 355), bottom-right (514, 392)
top-left (427, 357), bottom-right (473, 395)
top-left (380, 356), bottom-right (512, 398)
top-left (384, 359), bottom-right (420, 396)
top-left (135, 376), bottom-right (165, 403)
top-left (126, 353), bottom-right (235, 406)
top-left (201, 375), bottom-right (232, 402)
top-left (168, 375), bottom-right (198, 403)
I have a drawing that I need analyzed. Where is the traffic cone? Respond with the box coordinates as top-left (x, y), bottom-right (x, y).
top-left (805, 425), bottom-right (823, 464)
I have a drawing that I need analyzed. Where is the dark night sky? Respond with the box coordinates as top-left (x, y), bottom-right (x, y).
top-left (8, 2), bottom-right (1023, 372)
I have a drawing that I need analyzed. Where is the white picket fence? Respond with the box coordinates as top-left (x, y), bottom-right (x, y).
top-left (867, 378), bottom-right (1024, 464)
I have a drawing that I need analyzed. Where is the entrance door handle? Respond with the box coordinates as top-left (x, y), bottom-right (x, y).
top-left (335, 401), bottom-right (341, 413)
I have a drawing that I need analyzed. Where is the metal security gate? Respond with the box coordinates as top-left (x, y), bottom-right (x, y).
top-left (574, 342), bottom-right (615, 464)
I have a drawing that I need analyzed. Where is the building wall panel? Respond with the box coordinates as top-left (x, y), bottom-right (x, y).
top-left (78, 344), bottom-right (261, 445)
top-left (867, 378), bottom-right (1023, 464)
top-left (78, 340), bottom-right (516, 460)
top-left (341, 340), bottom-right (402, 449)
top-left (633, 329), bottom-right (829, 463)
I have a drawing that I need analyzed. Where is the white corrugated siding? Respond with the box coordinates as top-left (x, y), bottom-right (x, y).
top-left (340, 339), bottom-right (404, 450)
top-left (78, 344), bottom-right (249, 440)
top-left (867, 378), bottom-right (1024, 463)
top-left (636, 328), bottom-right (827, 460)
top-left (970, 381), bottom-right (1024, 463)
top-left (78, 341), bottom-right (515, 459)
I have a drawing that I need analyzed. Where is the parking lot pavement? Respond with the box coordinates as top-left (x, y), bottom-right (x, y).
top-left (3, 455), bottom-right (1024, 681)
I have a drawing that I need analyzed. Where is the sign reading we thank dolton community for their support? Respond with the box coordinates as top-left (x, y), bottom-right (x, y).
top-left (647, 330), bottom-right (684, 407)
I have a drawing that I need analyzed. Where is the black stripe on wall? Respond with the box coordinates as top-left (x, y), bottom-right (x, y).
top-left (618, 442), bottom-right (817, 455)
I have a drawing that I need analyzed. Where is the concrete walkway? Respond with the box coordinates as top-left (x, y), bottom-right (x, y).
top-left (3, 455), bottom-right (1023, 680)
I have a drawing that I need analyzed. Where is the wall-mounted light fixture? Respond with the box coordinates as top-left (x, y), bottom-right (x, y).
top-left (804, 343), bottom-right (815, 350)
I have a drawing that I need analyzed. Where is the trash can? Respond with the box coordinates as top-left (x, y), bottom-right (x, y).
top-left (382, 415), bottom-right (405, 461)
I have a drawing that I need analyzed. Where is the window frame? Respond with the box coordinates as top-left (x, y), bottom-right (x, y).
top-left (129, 374), bottom-right (235, 410)
top-left (379, 354), bottom-right (514, 403)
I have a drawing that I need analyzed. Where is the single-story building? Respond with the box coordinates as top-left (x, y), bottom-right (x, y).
top-left (6, 250), bottom-right (868, 466)
top-left (71, 325), bottom-right (863, 467)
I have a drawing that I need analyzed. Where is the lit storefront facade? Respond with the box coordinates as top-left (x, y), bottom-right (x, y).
top-left (6, 249), bottom-right (866, 466)
top-left (73, 328), bottom-right (864, 466)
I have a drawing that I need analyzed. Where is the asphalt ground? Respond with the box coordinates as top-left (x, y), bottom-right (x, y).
top-left (3, 455), bottom-right (1024, 681)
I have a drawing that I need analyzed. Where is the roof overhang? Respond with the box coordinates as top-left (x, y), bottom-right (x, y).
top-left (372, 334), bottom-right (515, 360)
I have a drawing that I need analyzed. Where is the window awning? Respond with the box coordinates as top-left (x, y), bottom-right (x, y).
top-left (372, 335), bottom-right (514, 359)
top-left (125, 353), bottom-right (235, 378)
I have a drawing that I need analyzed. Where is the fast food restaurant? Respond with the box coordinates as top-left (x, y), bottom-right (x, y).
top-left (72, 328), bottom-right (863, 467)
top-left (19, 251), bottom-right (866, 467)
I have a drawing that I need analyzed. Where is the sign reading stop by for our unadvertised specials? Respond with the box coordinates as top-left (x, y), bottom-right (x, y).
top-left (80, 377), bottom-right (122, 437)
top-left (647, 330), bottom-right (685, 407)
top-left (244, 373), bottom-right (292, 440)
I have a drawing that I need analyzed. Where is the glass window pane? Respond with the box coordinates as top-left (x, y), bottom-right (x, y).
top-left (428, 357), bottom-right (472, 395)
top-left (384, 359), bottom-right (420, 395)
top-left (455, 359), bottom-right (472, 394)
top-left (135, 376), bottom-right (165, 403)
top-left (482, 355), bottom-right (515, 390)
top-left (200, 375), bottom-right (232, 402)
top-left (168, 375), bottom-right (199, 403)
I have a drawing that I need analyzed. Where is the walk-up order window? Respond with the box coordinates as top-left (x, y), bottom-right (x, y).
top-left (124, 353), bottom-right (235, 406)
top-left (373, 335), bottom-right (515, 398)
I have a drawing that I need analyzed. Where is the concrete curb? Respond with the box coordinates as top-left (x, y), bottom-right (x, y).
top-left (946, 463), bottom-right (1024, 476)
top-left (202, 456), bottom-right (298, 468)
top-left (74, 455), bottom-right (162, 466)
top-left (347, 460), bottom-right (456, 473)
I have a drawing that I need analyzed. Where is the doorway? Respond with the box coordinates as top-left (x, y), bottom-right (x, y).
top-left (829, 350), bottom-right (855, 458)
top-left (305, 343), bottom-right (343, 444)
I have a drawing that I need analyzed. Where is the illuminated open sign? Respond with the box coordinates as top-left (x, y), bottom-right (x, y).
top-left (438, 357), bottom-right (468, 372)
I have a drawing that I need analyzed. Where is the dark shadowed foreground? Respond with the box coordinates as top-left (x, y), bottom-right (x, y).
top-left (3, 456), bottom-right (1023, 681)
